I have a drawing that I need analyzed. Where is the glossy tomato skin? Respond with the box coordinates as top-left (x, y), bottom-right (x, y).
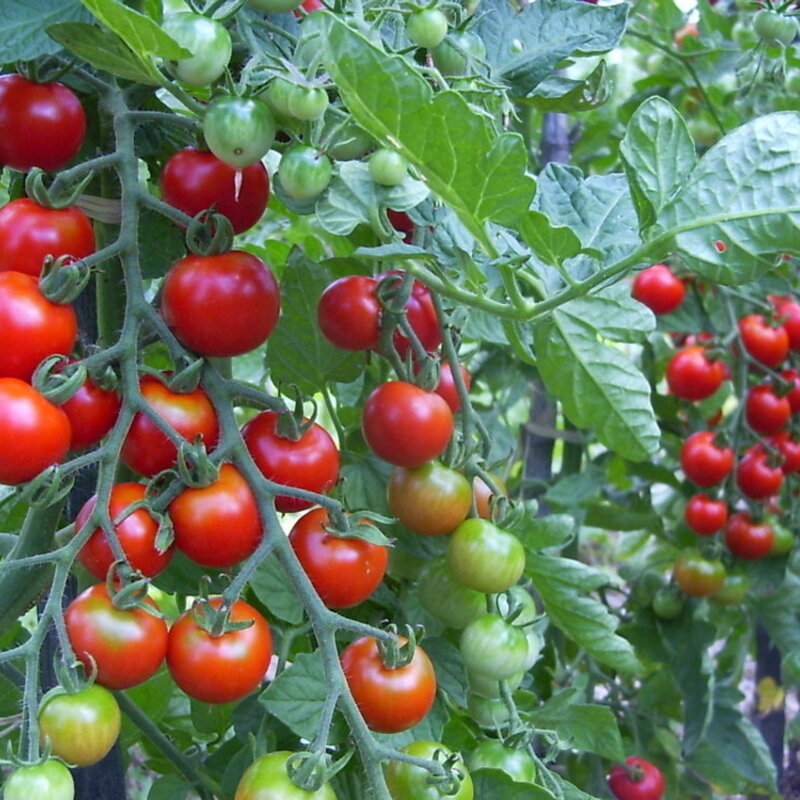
top-left (736, 446), bottom-right (784, 500)
top-left (386, 741), bottom-right (473, 800)
top-left (341, 636), bottom-right (437, 733)
top-left (724, 512), bottom-right (775, 560)
top-left (167, 597), bottom-right (272, 704)
top-left (0, 199), bottom-right (95, 277)
top-left (235, 751), bottom-right (338, 800)
top-left (242, 410), bottom-right (340, 512)
top-left (684, 493), bottom-right (728, 535)
top-left (0, 271), bottom-right (78, 382)
top-left (738, 314), bottom-right (789, 368)
top-left (417, 557), bottom-right (486, 630)
top-left (388, 461), bottom-right (471, 536)
top-left (434, 362), bottom-right (471, 413)
top-left (665, 346), bottom-right (726, 401)
top-left (0, 75), bottom-right (86, 172)
top-left (607, 756), bottom-right (665, 800)
top-left (3, 760), bottom-right (75, 800)
top-left (468, 740), bottom-right (537, 784)
top-left (317, 275), bottom-right (381, 351)
top-left (771, 296), bottom-right (800, 350)
top-left (631, 264), bottom-right (685, 315)
top-left (406, 8), bottom-right (450, 48)
top-left (162, 12), bottom-right (232, 86)
top-left (460, 614), bottom-right (528, 681)
top-left (278, 146), bottom-right (333, 200)
top-left (680, 431), bottom-right (734, 486)
top-left (289, 507), bottom-right (388, 608)
top-left (673, 549), bottom-right (725, 597)
top-left (75, 482), bottom-right (174, 580)
top-left (169, 464), bottom-right (261, 567)
top-left (0, 378), bottom-right (71, 485)
top-left (160, 147), bottom-right (269, 234)
top-left (161, 251), bottom-right (280, 357)
top-left (745, 384), bottom-right (790, 435)
top-left (362, 381), bottom-right (454, 468)
top-left (64, 583), bottom-right (168, 689)
top-left (121, 375), bottom-right (219, 477)
top-left (38, 685), bottom-right (121, 767)
top-left (61, 375), bottom-right (121, 451)
top-left (203, 96), bottom-right (275, 169)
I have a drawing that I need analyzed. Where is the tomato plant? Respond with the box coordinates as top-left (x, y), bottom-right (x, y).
top-left (369, 148), bottom-right (408, 186)
top-left (744, 383), bottom-right (790, 435)
top-left (753, 9), bottom-right (799, 46)
top-left (406, 8), bottom-right (449, 49)
top-left (278, 146), bottom-right (334, 200)
top-left (61, 373), bottom-right (120, 451)
top-left (467, 740), bottom-right (536, 784)
top-left (431, 31), bottom-right (486, 74)
top-left (735, 445), bottom-right (784, 499)
top-left (460, 614), bottom-right (529, 681)
top-left (433, 362), bottom-right (471, 413)
top-left (684, 493), bottom-right (728, 535)
top-left (263, 77), bottom-right (330, 121)
top-left (417, 557), bottom-right (486, 629)
top-left (673, 550), bottom-right (726, 597)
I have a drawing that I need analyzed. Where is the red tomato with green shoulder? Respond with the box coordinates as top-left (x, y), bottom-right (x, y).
top-left (684, 493), bottom-right (727, 535)
top-left (289, 507), bottom-right (388, 608)
top-left (341, 636), bottom-right (437, 733)
top-left (680, 431), bottom-right (733, 486)
top-left (665, 346), bottom-right (726, 401)
top-left (167, 597), bottom-right (273, 704)
top-left (673, 549), bottom-right (725, 597)
top-left (724, 512), bottom-right (774, 560)
top-left (61, 373), bottom-right (121, 451)
top-left (3, 760), bottom-right (75, 800)
top-left (235, 751), bottom-right (337, 800)
top-left (631, 264), bottom-right (685, 315)
top-left (738, 314), bottom-right (789, 368)
top-left (317, 275), bottom-right (381, 351)
top-left (386, 741), bottom-right (473, 800)
top-left (607, 756), bottom-right (665, 800)
top-left (64, 583), bottom-right (168, 689)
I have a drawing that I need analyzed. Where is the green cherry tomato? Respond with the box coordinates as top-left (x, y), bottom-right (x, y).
top-left (710, 573), bottom-right (749, 606)
top-left (417, 557), bottom-right (486, 629)
top-left (406, 8), bottom-right (449, 49)
top-left (468, 668), bottom-right (523, 699)
top-left (263, 77), bottom-right (329, 121)
top-left (162, 12), bottom-right (232, 86)
top-left (431, 31), bottom-right (486, 75)
top-left (3, 760), bottom-right (75, 800)
top-left (467, 693), bottom-right (512, 729)
top-left (385, 741), bottom-right (473, 800)
top-left (467, 740), bottom-right (537, 784)
top-left (203, 96), bottom-right (276, 169)
top-left (278, 146), bottom-right (333, 201)
top-left (447, 518), bottom-right (525, 594)
top-left (652, 585), bottom-right (685, 619)
top-left (246, 0), bottom-right (303, 12)
top-left (38, 685), bottom-right (121, 767)
top-left (369, 148), bottom-right (408, 186)
top-left (753, 9), bottom-right (798, 46)
top-left (460, 614), bottom-right (528, 681)
top-left (769, 520), bottom-right (794, 556)
top-left (234, 751), bottom-right (337, 800)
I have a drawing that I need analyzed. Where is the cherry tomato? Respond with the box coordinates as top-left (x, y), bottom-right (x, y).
top-left (341, 636), bottom-right (437, 733)
top-left (769, 520), bottom-right (794, 555)
top-left (387, 209), bottom-right (415, 242)
top-left (160, 147), bottom-right (269, 234)
top-left (38, 685), bottom-right (121, 767)
top-left (0, 271), bottom-right (77, 382)
top-left (431, 31), bottom-right (486, 75)
top-left (680, 431), bottom-right (734, 486)
top-left (386, 741), bottom-right (473, 800)
top-left (388, 461), bottom-right (471, 536)
top-left (673, 549), bottom-right (725, 597)
top-left (288, 507), bottom-right (388, 608)
top-left (169, 464), bottom-right (261, 567)
top-left (406, 8), bottom-right (449, 49)
top-left (710, 573), bottom-right (750, 606)
top-left (3, 760), bottom-right (74, 800)
top-left (665, 346), bottom-right (726, 401)
top-left (753, 9), bottom-right (798, 45)
top-left (472, 474), bottom-right (506, 520)
top-left (468, 740), bottom-right (536, 784)
top-left (417, 557), bottom-right (486, 629)
top-left (651, 585), bottom-right (685, 619)
top-left (607, 756), bottom-right (665, 800)
top-left (447, 518), bottom-right (525, 594)
top-left (235, 751), bottom-right (337, 800)
top-left (362, 381), bottom-right (454, 468)
top-left (467, 693), bottom-right (512, 729)
top-left (770, 432), bottom-right (800, 474)
top-left (64, 583), bottom-right (168, 689)
top-left (61, 374), bottom-right (121, 451)
top-left (0, 74), bottom-right (86, 172)
top-left (724, 512), bottom-right (774, 560)
top-left (771, 296), bottom-right (800, 350)
top-left (369, 149), bottom-right (408, 186)
top-left (242, 410), bottom-right (340, 512)
top-left (121, 374), bottom-right (219, 477)
top-left (631, 264), bottom-right (685, 315)
top-left (460, 614), bottom-right (528, 681)
top-left (161, 250), bottom-right (280, 357)
top-left (376, 271), bottom-right (441, 357)
top-left (434, 362), bottom-right (471, 413)
top-left (167, 597), bottom-right (273, 704)
top-left (317, 275), bottom-right (381, 351)
top-left (745, 384), bottom-right (790, 435)
top-left (0, 378), bottom-right (71, 485)
top-left (162, 12), bottom-right (232, 86)
top-left (75, 482), bottom-right (174, 580)
top-left (468, 668), bottom-right (524, 700)
top-left (684, 493), bottom-right (727, 535)
top-left (738, 314), bottom-right (789, 368)
top-left (736, 445), bottom-right (784, 500)
top-left (278, 146), bottom-right (333, 200)
top-left (0, 199), bottom-right (95, 277)
top-left (779, 369), bottom-right (800, 412)
top-left (203, 96), bottom-right (275, 169)
top-left (263, 77), bottom-right (329, 121)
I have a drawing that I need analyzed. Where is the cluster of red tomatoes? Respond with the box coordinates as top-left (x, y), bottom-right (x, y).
top-left (633, 263), bottom-right (798, 606)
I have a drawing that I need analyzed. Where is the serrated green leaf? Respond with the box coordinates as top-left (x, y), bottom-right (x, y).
top-left (518, 210), bottom-right (582, 266)
top-left (527, 555), bottom-right (642, 675)
top-left (658, 111), bottom-right (800, 284)
top-left (526, 61), bottom-right (611, 112)
top-left (2, 0), bottom-right (92, 61)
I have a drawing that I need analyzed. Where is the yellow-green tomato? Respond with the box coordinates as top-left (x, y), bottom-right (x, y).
top-left (163, 13), bottom-right (232, 86)
top-left (3, 760), bottom-right (75, 800)
top-left (235, 751), bottom-right (338, 800)
top-left (447, 518), bottom-right (525, 593)
top-left (385, 741), bottom-right (473, 800)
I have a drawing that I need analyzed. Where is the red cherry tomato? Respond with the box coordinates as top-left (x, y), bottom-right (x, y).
top-left (242, 410), bottom-right (340, 513)
top-left (340, 636), bottom-right (437, 733)
top-left (289, 507), bottom-right (388, 608)
top-left (61, 374), bottom-right (121, 451)
top-left (387, 209), bottom-right (415, 243)
top-left (472, 474), bottom-right (506, 520)
top-left (160, 147), bottom-right (269, 234)
top-left (362, 381), bottom-right (454, 468)
top-left (738, 314), bottom-right (789, 368)
top-left (317, 275), bottom-right (381, 351)
top-left (680, 431), bottom-right (734, 486)
top-left (0, 199), bottom-right (95, 277)
top-left (166, 597), bottom-right (272, 704)
top-left (0, 378), bottom-right (71, 485)
top-left (0, 271), bottom-right (77, 382)
top-left (65, 583), bottom-right (168, 689)
top-left (770, 295), bottom-right (800, 350)
top-left (780, 369), bottom-right (800, 413)
top-left (161, 250), bottom-right (281, 357)
top-left (666, 346), bottom-right (726, 401)
top-left (0, 74), bottom-right (86, 172)
top-left (736, 445), bottom-right (784, 500)
top-left (607, 756), bottom-right (665, 800)
top-left (769, 431), bottom-right (800, 474)
top-left (631, 264), bottom-right (685, 315)
top-left (121, 374), bottom-right (219, 477)
top-left (169, 464), bottom-right (262, 567)
top-left (376, 271), bottom-right (441, 357)
top-left (75, 482), bottom-right (174, 580)
top-left (433, 362), bottom-right (471, 413)
top-left (684, 493), bottom-right (728, 535)
top-left (745, 384), bottom-right (791, 435)
top-left (725, 512), bottom-right (775, 560)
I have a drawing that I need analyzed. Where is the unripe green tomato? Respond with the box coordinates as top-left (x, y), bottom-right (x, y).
top-left (3, 760), bottom-right (75, 800)
top-left (709, 573), bottom-right (749, 606)
top-left (769, 521), bottom-right (794, 555)
top-left (467, 740), bottom-right (537, 784)
top-left (460, 614), bottom-right (529, 680)
top-left (163, 12), bottom-right (232, 86)
top-left (731, 19), bottom-right (758, 48)
top-left (203, 96), bottom-right (276, 169)
top-left (521, 628), bottom-right (543, 671)
top-left (263, 77), bottom-right (329, 121)
top-left (786, 69), bottom-right (800, 95)
top-left (431, 31), bottom-right (486, 75)
top-left (753, 9), bottom-right (798, 46)
top-left (406, 8), bottom-right (449, 49)
top-left (652, 585), bottom-right (685, 619)
top-left (369, 148), bottom-right (408, 186)
top-left (418, 557), bottom-right (486, 629)
top-left (468, 668), bottom-right (523, 699)
top-left (278, 146), bottom-right (333, 201)
top-left (234, 751), bottom-right (338, 799)
top-left (246, 0), bottom-right (302, 12)
top-left (496, 585), bottom-right (537, 626)
top-left (386, 741), bottom-right (473, 800)
top-left (467, 693), bottom-right (512, 728)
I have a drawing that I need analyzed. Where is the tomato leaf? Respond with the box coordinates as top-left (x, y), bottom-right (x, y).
top-left (472, 770), bottom-right (556, 798)
top-left (147, 774), bottom-right (195, 800)
top-left (524, 61), bottom-right (612, 113)
top-left (249, 555), bottom-right (305, 626)
top-left (518, 211), bottom-right (582, 267)
top-left (421, 637), bottom-right (469, 707)
top-left (4, 0), bottom-right (92, 61)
